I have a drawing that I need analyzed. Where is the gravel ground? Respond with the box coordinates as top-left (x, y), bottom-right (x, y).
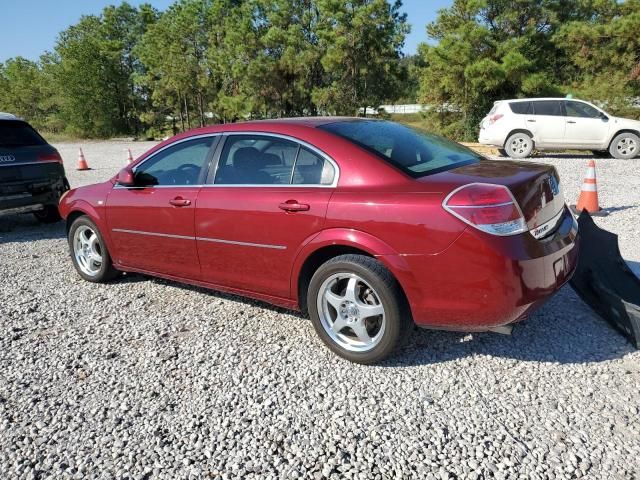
top-left (1, 141), bottom-right (639, 480)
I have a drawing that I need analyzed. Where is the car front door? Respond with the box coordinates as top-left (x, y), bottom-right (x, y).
top-left (195, 133), bottom-right (337, 299)
top-left (563, 100), bottom-right (611, 148)
top-left (527, 100), bottom-right (566, 147)
top-left (106, 135), bottom-right (218, 279)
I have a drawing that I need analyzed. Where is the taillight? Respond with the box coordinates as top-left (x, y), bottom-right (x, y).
top-left (38, 152), bottom-right (63, 164)
top-left (488, 114), bottom-right (503, 125)
top-left (443, 183), bottom-right (527, 236)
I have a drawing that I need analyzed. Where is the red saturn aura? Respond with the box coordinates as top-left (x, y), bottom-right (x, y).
top-left (59, 118), bottom-right (578, 363)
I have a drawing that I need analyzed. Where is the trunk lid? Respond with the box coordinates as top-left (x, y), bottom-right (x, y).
top-left (426, 159), bottom-right (565, 235)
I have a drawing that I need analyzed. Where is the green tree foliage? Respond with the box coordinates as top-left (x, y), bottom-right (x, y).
top-left (313, 0), bottom-right (409, 115)
top-left (2, 0), bottom-right (637, 140)
top-left (554, 0), bottom-right (640, 118)
top-left (418, 0), bottom-right (576, 140)
top-left (418, 0), bottom-right (640, 140)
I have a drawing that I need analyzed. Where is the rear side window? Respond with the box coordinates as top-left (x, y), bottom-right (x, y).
top-left (0, 120), bottom-right (46, 147)
top-left (319, 120), bottom-right (479, 178)
top-left (214, 135), bottom-right (336, 186)
top-left (215, 135), bottom-right (298, 185)
top-left (509, 102), bottom-right (533, 115)
top-left (533, 101), bottom-right (563, 117)
top-left (292, 147), bottom-right (335, 185)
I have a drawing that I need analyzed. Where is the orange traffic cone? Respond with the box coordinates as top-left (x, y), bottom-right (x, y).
top-left (126, 148), bottom-right (134, 164)
top-left (570, 159), bottom-right (607, 216)
top-left (77, 148), bottom-right (90, 171)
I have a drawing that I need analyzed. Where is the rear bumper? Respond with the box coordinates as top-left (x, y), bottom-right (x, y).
top-left (393, 206), bottom-right (579, 330)
top-left (478, 126), bottom-right (504, 147)
top-left (0, 175), bottom-right (69, 213)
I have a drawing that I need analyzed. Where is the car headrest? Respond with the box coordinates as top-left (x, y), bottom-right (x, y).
top-left (233, 147), bottom-right (262, 170)
top-left (261, 153), bottom-right (281, 166)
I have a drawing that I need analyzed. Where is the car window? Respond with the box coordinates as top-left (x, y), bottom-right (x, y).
top-left (564, 101), bottom-right (601, 119)
top-left (292, 147), bottom-right (336, 185)
top-left (319, 120), bottom-right (479, 178)
top-left (509, 101), bottom-right (533, 115)
top-left (0, 120), bottom-right (47, 147)
top-left (532, 101), bottom-right (563, 117)
top-left (214, 135), bottom-right (298, 185)
top-left (134, 137), bottom-right (214, 186)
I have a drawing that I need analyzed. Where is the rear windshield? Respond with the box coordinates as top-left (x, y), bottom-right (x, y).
top-left (0, 120), bottom-right (47, 147)
top-left (319, 120), bottom-right (480, 177)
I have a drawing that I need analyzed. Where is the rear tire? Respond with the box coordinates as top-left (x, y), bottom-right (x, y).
top-left (68, 216), bottom-right (119, 283)
top-left (504, 132), bottom-right (534, 159)
top-left (307, 254), bottom-right (411, 364)
top-left (609, 132), bottom-right (639, 159)
top-left (33, 205), bottom-right (62, 223)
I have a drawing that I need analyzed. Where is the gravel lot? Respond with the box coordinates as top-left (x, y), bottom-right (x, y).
top-left (1, 141), bottom-right (639, 480)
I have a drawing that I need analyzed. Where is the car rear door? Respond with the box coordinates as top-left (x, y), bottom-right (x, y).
top-left (563, 100), bottom-right (611, 148)
top-left (195, 133), bottom-right (337, 299)
top-left (106, 135), bottom-right (218, 279)
top-left (527, 100), bottom-right (566, 147)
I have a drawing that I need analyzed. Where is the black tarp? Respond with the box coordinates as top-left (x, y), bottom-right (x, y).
top-left (570, 211), bottom-right (640, 348)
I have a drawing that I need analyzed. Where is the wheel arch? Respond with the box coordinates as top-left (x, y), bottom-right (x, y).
top-left (63, 202), bottom-right (115, 254)
top-left (608, 128), bottom-right (640, 149)
top-left (291, 229), bottom-right (417, 316)
top-left (504, 129), bottom-right (535, 148)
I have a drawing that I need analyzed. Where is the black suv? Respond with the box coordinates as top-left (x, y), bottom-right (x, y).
top-left (0, 114), bottom-right (69, 223)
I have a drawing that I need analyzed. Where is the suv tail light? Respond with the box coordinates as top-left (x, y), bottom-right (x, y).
top-left (38, 152), bottom-right (63, 164)
top-left (443, 183), bottom-right (527, 236)
top-left (488, 114), bottom-right (503, 125)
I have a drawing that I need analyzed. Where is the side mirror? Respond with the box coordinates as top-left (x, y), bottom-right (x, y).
top-left (600, 113), bottom-right (609, 121)
top-left (116, 167), bottom-right (135, 187)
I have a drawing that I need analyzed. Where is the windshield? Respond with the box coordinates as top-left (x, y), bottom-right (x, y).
top-left (0, 120), bottom-right (47, 148)
top-left (319, 120), bottom-right (480, 177)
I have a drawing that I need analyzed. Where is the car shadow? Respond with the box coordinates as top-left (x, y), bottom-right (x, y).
top-left (129, 275), bottom-right (635, 367)
top-left (384, 286), bottom-right (635, 367)
top-left (5, 214), bottom-right (631, 367)
top-left (0, 214), bottom-right (66, 244)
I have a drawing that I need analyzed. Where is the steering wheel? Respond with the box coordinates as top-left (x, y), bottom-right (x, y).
top-left (174, 163), bottom-right (201, 185)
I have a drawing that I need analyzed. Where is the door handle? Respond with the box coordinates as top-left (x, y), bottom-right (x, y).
top-left (279, 200), bottom-right (310, 212)
top-left (567, 120), bottom-right (577, 124)
top-left (169, 197), bottom-right (191, 207)
top-left (527, 119), bottom-right (536, 123)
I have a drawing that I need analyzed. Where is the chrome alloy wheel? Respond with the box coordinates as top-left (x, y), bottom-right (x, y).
top-left (616, 137), bottom-right (637, 156)
top-left (317, 273), bottom-right (386, 352)
top-left (73, 225), bottom-right (103, 277)
top-left (509, 136), bottom-right (530, 156)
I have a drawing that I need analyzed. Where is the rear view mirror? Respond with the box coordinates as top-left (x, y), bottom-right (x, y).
top-left (116, 167), bottom-right (135, 187)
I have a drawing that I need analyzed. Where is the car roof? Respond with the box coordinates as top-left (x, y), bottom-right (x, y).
top-left (230, 116), bottom-right (365, 127)
top-left (0, 112), bottom-right (20, 121)
top-left (499, 98), bottom-right (590, 103)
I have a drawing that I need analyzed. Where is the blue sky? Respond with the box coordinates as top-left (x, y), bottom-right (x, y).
top-left (0, 0), bottom-right (450, 63)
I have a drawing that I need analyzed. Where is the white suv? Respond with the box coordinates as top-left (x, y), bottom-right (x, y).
top-left (479, 98), bottom-right (640, 159)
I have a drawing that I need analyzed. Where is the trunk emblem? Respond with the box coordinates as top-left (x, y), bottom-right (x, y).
top-left (0, 155), bottom-right (16, 163)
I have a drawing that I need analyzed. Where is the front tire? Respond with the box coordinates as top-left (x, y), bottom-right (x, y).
top-left (592, 150), bottom-right (610, 158)
top-left (33, 205), bottom-right (62, 223)
top-left (609, 132), bottom-right (639, 159)
top-left (307, 254), bottom-right (411, 364)
top-left (497, 148), bottom-right (508, 157)
top-left (505, 132), bottom-right (534, 159)
top-left (68, 216), bottom-right (119, 282)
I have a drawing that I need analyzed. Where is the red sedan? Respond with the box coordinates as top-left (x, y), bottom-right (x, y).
top-left (59, 118), bottom-right (579, 363)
